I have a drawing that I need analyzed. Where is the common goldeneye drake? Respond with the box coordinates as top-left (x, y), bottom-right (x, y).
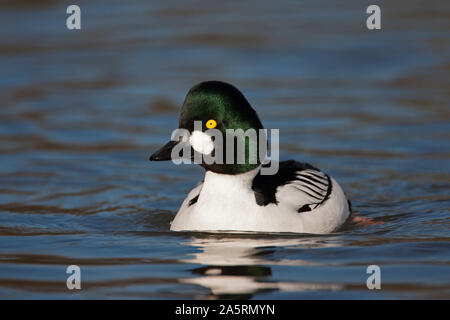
top-left (150, 81), bottom-right (351, 234)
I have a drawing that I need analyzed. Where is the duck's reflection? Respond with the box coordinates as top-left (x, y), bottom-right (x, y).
top-left (179, 235), bottom-right (343, 299)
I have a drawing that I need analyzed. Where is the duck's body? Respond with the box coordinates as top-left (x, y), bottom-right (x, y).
top-left (171, 161), bottom-right (350, 234)
top-left (150, 81), bottom-right (351, 234)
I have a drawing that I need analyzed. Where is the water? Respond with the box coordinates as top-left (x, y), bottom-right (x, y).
top-left (0, 0), bottom-right (449, 299)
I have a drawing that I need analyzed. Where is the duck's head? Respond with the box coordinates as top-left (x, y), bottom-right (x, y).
top-left (150, 81), bottom-right (265, 174)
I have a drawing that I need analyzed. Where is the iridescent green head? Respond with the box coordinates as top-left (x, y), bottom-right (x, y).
top-left (150, 81), bottom-right (266, 175)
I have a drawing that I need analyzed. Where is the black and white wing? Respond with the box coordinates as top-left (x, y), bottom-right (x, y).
top-left (252, 160), bottom-right (332, 213)
top-left (285, 168), bottom-right (332, 212)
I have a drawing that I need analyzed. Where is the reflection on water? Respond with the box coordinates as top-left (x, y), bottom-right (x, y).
top-left (0, 0), bottom-right (449, 299)
top-left (181, 236), bottom-right (342, 299)
top-left (181, 235), bottom-right (338, 266)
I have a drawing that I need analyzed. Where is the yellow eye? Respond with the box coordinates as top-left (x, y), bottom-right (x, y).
top-left (206, 119), bottom-right (217, 129)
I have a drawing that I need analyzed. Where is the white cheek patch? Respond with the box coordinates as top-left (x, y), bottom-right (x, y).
top-left (189, 130), bottom-right (214, 155)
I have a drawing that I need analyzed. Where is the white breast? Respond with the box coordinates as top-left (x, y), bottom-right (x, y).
top-left (170, 167), bottom-right (350, 234)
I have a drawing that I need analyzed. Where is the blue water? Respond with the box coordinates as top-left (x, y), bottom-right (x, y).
top-left (0, 0), bottom-right (449, 299)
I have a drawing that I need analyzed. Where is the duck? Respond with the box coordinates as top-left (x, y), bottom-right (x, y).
top-left (150, 81), bottom-right (351, 234)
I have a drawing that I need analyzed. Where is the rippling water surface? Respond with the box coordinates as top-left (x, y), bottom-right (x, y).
top-left (0, 0), bottom-right (449, 299)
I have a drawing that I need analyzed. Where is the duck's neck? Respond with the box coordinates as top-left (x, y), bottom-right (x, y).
top-left (201, 166), bottom-right (261, 196)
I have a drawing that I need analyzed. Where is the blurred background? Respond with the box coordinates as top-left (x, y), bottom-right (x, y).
top-left (0, 0), bottom-right (449, 299)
